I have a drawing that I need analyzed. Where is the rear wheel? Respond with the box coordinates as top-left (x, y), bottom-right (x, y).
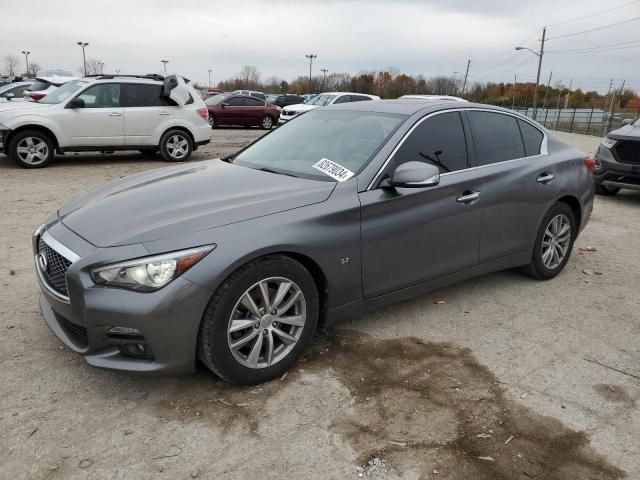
top-left (159, 129), bottom-right (193, 162)
top-left (208, 114), bottom-right (216, 129)
top-left (9, 130), bottom-right (54, 168)
top-left (198, 255), bottom-right (319, 385)
top-left (260, 115), bottom-right (274, 130)
top-left (595, 181), bottom-right (620, 196)
top-left (519, 202), bottom-right (576, 280)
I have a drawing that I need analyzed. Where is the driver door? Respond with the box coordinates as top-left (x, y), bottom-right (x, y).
top-left (358, 111), bottom-right (483, 298)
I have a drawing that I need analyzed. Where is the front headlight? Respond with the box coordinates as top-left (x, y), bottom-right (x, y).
top-left (601, 137), bottom-right (617, 149)
top-left (91, 245), bottom-right (214, 291)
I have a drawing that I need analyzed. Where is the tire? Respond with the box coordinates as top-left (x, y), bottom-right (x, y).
top-left (519, 202), bottom-right (577, 280)
top-left (595, 181), bottom-right (620, 196)
top-left (260, 115), bottom-right (274, 130)
top-left (8, 130), bottom-right (54, 168)
top-left (159, 129), bottom-right (193, 162)
top-left (208, 114), bottom-right (216, 129)
top-left (198, 255), bottom-right (319, 385)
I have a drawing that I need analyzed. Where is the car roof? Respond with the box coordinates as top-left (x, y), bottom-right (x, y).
top-left (322, 99), bottom-right (521, 116)
top-left (399, 94), bottom-right (468, 102)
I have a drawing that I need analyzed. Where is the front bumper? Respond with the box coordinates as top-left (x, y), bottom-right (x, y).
top-left (35, 224), bottom-right (213, 374)
top-left (594, 144), bottom-right (640, 190)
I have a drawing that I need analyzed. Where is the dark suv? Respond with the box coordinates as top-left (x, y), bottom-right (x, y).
top-left (266, 94), bottom-right (305, 109)
top-left (594, 117), bottom-right (640, 195)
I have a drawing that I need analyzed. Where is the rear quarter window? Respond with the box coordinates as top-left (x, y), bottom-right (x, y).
top-left (518, 119), bottom-right (544, 156)
top-left (28, 81), bottom-right (51, 91)
top-left (467, 111), bottom-right (526, 166)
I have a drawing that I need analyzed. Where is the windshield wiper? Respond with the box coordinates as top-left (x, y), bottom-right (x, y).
top-left (255, 167), bottom-right (298, 178)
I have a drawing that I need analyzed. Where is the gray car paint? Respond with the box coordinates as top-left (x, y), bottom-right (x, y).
top-left (34, 101), bottom-right (594, 374)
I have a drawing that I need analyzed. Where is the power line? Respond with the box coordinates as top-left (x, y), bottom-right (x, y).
top-left (546, 16), bottom-right (640, 41)
top-left (549, 43), bottom-right (640, 54)
top-left (546, 0), bottom-right (640, 27)
top-left (547, 39), bottom-right (640, 52)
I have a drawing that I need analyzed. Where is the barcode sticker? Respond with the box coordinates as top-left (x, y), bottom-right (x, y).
top-left (312, 158), bottom-right (355, 182)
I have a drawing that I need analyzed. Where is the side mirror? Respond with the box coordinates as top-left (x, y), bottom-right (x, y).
top-left (621, 118), bottom-right (634, 126)
top-left (66, 98), bottom-right (85, 109)
top-left (387, 161), bottom-right (440, 188)
top-left (221, 102), bottom-right (229, 108)
top-left (5, 93), bottom-right (15, 100)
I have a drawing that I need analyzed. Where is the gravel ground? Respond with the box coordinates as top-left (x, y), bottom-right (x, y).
top-left (0, 128), bottom-right (638, 479)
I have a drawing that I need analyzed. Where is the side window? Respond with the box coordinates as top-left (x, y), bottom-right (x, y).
top-left (518, 119), bottom-right (544, 156)
top-left (467, 111), bottom-right (525, 165)
top-left (124, 84), bottom-right (175, 107)
top-left (245, 97), bottom-right (264, 107)
top-left (351, 95), bottom-right (372, 102)
top-left (392, 112), bottom-right (468, 173)
top-left (76, 84), bottom-right (121, 108)
top-left (226, 97), bottom-right (245, 106)
top-left (3, 85), bottom-right (30, 97)
top-left (333, 95), bottom-right (351, 104)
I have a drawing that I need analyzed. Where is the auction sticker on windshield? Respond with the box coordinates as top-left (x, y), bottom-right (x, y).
top-left (312, 158), bottom-right (355, 182)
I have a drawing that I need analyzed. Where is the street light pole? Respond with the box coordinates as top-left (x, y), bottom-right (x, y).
top-left (320, 68), bottom-right (328, 91)
top-left (161, 59), bottom-right (169, 72)
top-left (21, 51), bottom-right (31, 78)
top-left (208, 69), bottom-right (212, 89)
top-left (461, 58), bottom-right (470, 97)
top-left (515, 26), bottom-right (546, 118)
top-left (305, 54), bottom-right (317, 92)
top-left (77, 42), bottom-right (89, 76)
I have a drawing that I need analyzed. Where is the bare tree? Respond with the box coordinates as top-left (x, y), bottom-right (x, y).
top-left (29, 62), bottom-right (41, 77)
top-left (238, 65), bottom-right (261, 89)
top-left (4, 54), bottom-right (20, 76)
top-left (78, 58), bottom-right (104, 75)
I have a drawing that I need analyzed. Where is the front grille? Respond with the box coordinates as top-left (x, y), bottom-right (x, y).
top-left (38, 237), bottom-right (72, 296)
top-left (58, 315), bottom-right (88, 344)
top-left (614, 141), bottom-right (640, 165)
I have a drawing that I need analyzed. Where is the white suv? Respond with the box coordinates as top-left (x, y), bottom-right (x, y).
top-left (278, 92), bottom-right (380, 125)
top-left (0, 74), bottom-right (211, 168)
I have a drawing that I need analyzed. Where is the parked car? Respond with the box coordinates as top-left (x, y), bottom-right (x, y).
top-left (32, 101), bottom-right (594, 384)
top-left (278, 92), bottom-right (380, 124)
top-left (593, 117), bottom-right (640, 195)
top-left (0, 81), bottom-right (34, 102)
top-left (232, 90), bottom-right (266, 100)
top-left (23, 76), bottom-right (78, 102)
top-left (265, 94), bottom-right (305, 109)
top-left (398, 94), bottom-right (468, 102)
top-left (301, 93), bottom-right (319, 102)
top-left (205, 93), bottom-right (280, 129)
top-left (0, 74), bottom-right (210, 168)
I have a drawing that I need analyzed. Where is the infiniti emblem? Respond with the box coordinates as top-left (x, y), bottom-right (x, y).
top-left (38, 252), bottom-right (48, 273)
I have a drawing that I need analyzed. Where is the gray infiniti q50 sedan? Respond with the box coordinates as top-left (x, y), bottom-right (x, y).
top-left (33, 100), bottom-right (595, 385)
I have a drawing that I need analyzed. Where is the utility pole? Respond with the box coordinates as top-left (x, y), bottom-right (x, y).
top-left (512, 74), bottom-right (517, 109)
top-left (21, 51), bottom-right (30, 78)
top-left (161, 59), bottom-right (169, 72)
top-left (208, 69), bottom-right (212, 89)
top-left (515, 26), bottom-right (546, 118)
top-left (305, 54), bottom-right (317, 92)
top-left (77, 42), bottom-right (89, 76)
top-left (617, 79), bottom-right (626, 108)
top-left (321, 68), bottom-right (328, 91)
top-left (461, 59), bottom-right (470, 97)
top-left (542, 70), bottom-right (552, 109)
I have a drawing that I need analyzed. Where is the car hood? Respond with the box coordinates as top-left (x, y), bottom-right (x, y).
top-left (59, 160), bottom-right (335, 247)
top-left (282, 103), bottom-right (319, 113)
top-left (0, 101), bottom-right (50, 113)
top-left (608, 123), bottom-right (640, 141)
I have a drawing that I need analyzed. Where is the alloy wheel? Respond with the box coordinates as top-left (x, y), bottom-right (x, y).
top-left (262, 116), bottom-right (273, 129)
top-left (16, 137), bottom-right (49, 165)
top-left (227, 277), bottom-right (306, 369)
top-left (166, 134), bottom-right (189, 159)
top-left (541, 214), bottom-right (571, 269)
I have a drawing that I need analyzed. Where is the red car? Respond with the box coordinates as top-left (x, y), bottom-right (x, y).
top-left (205, 93), bottom-right (280, 129)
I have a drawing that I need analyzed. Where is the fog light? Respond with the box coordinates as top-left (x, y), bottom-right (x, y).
top-left (106, 326), bottom-right (142, 336)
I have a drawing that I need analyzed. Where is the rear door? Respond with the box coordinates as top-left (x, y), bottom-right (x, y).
top-left (359, 111), bottom-right (483, 298)
top-left (56, 83), bottom-right (124, 146)
top-left (464, 110), bottom-right (556, 261)
top-left (123, 83), bottom-right (177, 145)
top-left (244, 97), bottom-right (266, 125)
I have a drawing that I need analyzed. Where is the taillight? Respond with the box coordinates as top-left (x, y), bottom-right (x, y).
top-left (30, 93), bottom-right (47, 102)
top-left (583, 158), bottom-right (596, 173)
top-left (196, 108), bottom-right (208, 120)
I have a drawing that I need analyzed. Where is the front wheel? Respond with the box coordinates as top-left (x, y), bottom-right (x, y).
top-left (159, 130), bottom-right (193, 162)
top-left (260, 115), bottom-right (274, 130)
top-left (519, 202), bottom-right (576, 280)
top-left (9, 130), bottom-right (54, 168)
top-left (198, 255), bottom-right (319, 385)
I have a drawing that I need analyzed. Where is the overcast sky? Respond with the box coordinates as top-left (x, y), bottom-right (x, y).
top-left (3, 0), bottom-right (639, 93)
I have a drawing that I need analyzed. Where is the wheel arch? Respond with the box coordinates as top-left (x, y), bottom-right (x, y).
top-left (6, 124), bottom-right (60, 150)
top-left (161, 125), bottom-right (195, 145)
top-left (555, 195), bottom-right (582, 227)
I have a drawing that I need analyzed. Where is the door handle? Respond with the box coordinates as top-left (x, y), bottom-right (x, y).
top-left (108, 112), bottom-right (122, 117)
top-left (456, 190), bottom-right (480, 204)
top-left (536, 173), bottom-right (554, 184)
top-left (159, 111), bottom-right (170, 116)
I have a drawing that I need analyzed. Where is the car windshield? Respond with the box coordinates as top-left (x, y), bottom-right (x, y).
top-left (233, 110), bottom-right (405, 181)
top-left (205, 94), bottom-right (228, 105)
top-left (306, 94), bottom-right (336, 106)
top-left (633, 118), bottom-right (640, 127)
top-left (40, 80), bottom-right (87, 104)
